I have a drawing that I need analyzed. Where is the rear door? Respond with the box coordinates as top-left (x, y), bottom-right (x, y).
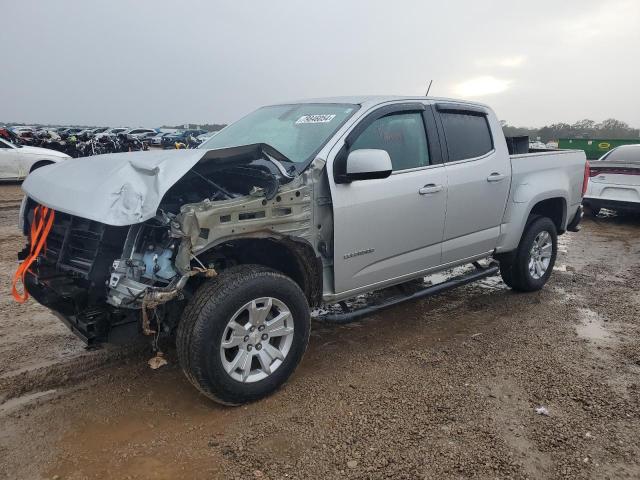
top-left (330, 103), bottom-right (448, 294)
top-left (435, 104), bottom-right (511, 263)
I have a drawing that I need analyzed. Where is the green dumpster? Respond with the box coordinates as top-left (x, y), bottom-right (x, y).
top-left (558, 138), bottom-right (640, 160)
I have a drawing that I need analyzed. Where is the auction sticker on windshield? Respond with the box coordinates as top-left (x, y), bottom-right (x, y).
top-left (295, 114), bottom-right (336, 124)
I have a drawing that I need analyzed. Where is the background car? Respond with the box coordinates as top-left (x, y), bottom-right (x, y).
top-left (0, 126), bottom-right (22, 144)
top-left (124, 128), bottom-right (157, 140)
top-left (161, 129), bottom-right (207, 148)
top-left (197, 131), bottom-right (216, 142)
top-left (59, 127), bottom-right (83, 139)
top-left (11, 126), bottom-right (35, 142)
top-left (76, 128), bottom-right (96, 140)
top-left (0, 137), bottom-right (69, 181)
top-left (95, 127), bottom-right (128, 140)
top-left (149, 132), bottom-right (171, 146)
top-left (138, 131), bottom-right (158, 141)
top-left (584, 144), bottom-right (640, 215)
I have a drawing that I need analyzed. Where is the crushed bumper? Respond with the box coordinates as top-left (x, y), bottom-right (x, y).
top-left (25, 271), bottom-right (140, 346)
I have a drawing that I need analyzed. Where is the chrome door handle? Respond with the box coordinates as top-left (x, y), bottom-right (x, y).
top-left (418, 184), bottom-right (443, 195)
top-left (487, 172), bottom-right (506, 182)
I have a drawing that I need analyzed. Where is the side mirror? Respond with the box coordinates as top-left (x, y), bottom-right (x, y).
top-left (341, 149), bottom-right (392, 182)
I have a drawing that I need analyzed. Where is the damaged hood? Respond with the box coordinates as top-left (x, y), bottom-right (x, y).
top-left (22, 149), bottom-right (211, 226)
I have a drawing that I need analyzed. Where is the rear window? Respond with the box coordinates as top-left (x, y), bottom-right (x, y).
top-left (600, 146), bottom-right (640, 163)
top-left (441, 112), bottom-right (493, 162)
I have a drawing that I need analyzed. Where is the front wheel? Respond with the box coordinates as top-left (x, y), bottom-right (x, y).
top-left (177, 265), bottom-right (310, 405)
top-left (499, 216), bottom-right (558, 292)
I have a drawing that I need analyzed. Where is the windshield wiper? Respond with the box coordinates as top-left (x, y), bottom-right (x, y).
top-left (264, 153), bottom-right (295, 179)
top-left (189, 170), bottom-right (236, 199)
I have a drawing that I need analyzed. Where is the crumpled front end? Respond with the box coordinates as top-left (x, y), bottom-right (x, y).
top-left (20, 210), bottom-right (137, 344)
top-left (19, 145), bottom-right (318, 345)
top-left (20, 203), bottom-right (214, 345)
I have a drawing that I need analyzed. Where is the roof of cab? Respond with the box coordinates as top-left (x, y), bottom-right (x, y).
top-left (284, 95), bottom-right (482, 105)
top-left (277, 95), bottom-right (490, 110)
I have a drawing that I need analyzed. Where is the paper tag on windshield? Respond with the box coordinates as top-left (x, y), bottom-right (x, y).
top-left (295, 114), bottom-right (336, 124)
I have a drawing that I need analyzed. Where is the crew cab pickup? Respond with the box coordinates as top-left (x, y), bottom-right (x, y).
top-left (17, 96), bottom-right (587, 405)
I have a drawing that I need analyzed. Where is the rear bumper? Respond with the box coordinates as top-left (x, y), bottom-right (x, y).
top-left (583, 197), bottom-right (640, 213)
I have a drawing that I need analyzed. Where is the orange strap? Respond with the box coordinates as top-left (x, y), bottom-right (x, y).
top-left (12, 205), bottom-right (55, 303)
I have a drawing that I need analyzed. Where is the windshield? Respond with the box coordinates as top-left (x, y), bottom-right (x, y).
top-left (0, 138), bottom-right (15, 148)
top-left (200, 103), bottom-right (358, 164)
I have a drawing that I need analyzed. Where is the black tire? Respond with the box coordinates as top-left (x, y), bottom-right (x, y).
top-left (176, 265), bottom-right (310, 405)
top-left (498, 252), bottom-right (517, 289)
top-left (498, 216), bottom-right (558, 292)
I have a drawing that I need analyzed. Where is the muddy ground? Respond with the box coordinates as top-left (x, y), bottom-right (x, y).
top-left (1, 182), bottom-right (639, 479)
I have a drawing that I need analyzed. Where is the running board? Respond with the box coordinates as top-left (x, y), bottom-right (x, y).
top-left (318, 263), bottom-right (500, 324)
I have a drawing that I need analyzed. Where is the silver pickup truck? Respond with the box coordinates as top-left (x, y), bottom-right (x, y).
top-left (19, 96), bottom-right (587, 404)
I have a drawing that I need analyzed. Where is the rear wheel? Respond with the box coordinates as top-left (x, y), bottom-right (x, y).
top-left (499, 216), bottom-right (558, 292)
top-left (177, 265), bottom-right (310, 405)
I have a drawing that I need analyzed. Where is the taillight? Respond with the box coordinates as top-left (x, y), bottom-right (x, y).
top-left (590, 166), bottom-right (640, 177)
top-left (582, 162), bottom-right (590, 196)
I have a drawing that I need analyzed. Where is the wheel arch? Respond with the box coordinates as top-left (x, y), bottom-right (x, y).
top-left (527, 196), bottom-right (567, 234)
top-left (197, 235), bottom-right (323, 308)
top-left (29, 159), bottom-right (56, 173)
top-left (496, 193), bottom-right (569, 254)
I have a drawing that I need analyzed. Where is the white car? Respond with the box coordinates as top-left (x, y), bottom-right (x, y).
top-left (529, 141), bottom-right (548, 150)
top-left (0, 137), bottom-right (69, 181)
top-left (584, 144), bottom-right (640, 215)
top-left (149, 132), bottom-right (170, 145)
top-left (124, 128), bottom-right (157, 139)
top-left (197, 131), bottom-right (216, 142)
top-left (95, 127), bottom-right (128, 140)
top-left (11, 126), bottom-right (36, 141)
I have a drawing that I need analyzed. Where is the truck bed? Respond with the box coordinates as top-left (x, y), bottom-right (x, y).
top-left (495, 149), bottom-right (586, 253)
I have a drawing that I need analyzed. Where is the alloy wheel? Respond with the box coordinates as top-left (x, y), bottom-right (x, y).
top-left (220, 297), bottom-right (295, 383)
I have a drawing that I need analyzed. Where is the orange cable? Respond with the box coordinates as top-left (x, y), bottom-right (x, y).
top-left (11, 205), bottom-right (55, 303)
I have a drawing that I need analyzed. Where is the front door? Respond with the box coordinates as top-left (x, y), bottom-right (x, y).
top-left (330, 105), bottom-right (447, 294)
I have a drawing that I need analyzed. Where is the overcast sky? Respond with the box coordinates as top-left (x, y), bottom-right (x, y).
top-left (2, 0), bottom-right (639, 128)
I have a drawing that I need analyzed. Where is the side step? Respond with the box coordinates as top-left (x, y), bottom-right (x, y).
top-left (317, 262), bottom-right (500, 324)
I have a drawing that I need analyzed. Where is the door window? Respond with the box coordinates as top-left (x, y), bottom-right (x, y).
top-left (440, 112), bottom-right (493, 161)
top-left (350, 113), bottom-right (430, 171)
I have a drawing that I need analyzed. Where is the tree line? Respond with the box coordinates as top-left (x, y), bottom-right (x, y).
top-left (501, 119), bottom-right (640, 143)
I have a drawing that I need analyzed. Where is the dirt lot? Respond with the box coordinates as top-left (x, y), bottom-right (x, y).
top-left (1, 183), bottom-right (639, 480)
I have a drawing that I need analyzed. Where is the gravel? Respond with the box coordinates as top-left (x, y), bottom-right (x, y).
top-left (1, 184), bottom-right (639, 479)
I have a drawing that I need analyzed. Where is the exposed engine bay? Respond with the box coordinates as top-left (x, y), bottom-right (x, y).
top-left (20, 144), bottom-right (318, 345)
